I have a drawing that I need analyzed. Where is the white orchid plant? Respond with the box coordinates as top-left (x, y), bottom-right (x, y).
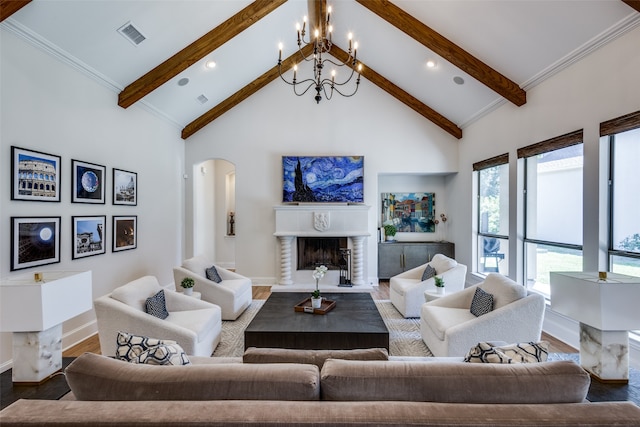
top-left (312, 265), bottom-right (328, 298)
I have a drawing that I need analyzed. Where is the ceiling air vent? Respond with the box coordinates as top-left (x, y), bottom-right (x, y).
top-left (197, 94), bottom-right (209, 104)
top-left (117, 21), bottom-right (146, 46)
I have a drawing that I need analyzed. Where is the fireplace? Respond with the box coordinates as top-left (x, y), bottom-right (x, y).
top-left (274, 205), bottom-right (370, 286)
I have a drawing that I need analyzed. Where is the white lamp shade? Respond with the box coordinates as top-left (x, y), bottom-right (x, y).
top-left (1, 271), bottom-right (92, 332)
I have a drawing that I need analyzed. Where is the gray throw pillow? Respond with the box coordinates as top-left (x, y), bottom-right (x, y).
top-left (470, 287), bottom-right (493, 317)
top-left (206, 265), bottom-right (222, 283)
top-left (421, 264), bottom-right (436, 281)
top-left (145, 290), bottom-right (169, 319)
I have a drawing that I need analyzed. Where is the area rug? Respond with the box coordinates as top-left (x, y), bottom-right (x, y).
top-left (212, 299), bottom-right (432, 357)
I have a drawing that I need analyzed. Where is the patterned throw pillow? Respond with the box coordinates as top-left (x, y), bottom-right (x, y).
top-left (206, 265), bottom-right (222, 283)
top-left (116, 331), bottom-right (177, 361)
top-left (421, 264), bottom-right (437, 281)
top-left (464, 341), bottom-right (549, 364)
top-left (145, 290), bottom-right (169, 319)
top-left (470, 287), bottom-right (493, 317)
top-left (131, 343), bottom-right (191, 366)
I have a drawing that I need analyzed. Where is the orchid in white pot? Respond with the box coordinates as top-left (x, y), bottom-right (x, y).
top-left (311, 265), bottom-right (328, 308)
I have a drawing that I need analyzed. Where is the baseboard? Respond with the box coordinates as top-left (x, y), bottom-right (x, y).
top-left (62, 319), bottom-right (98, 351)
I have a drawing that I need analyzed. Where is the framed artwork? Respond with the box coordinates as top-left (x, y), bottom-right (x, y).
top-left (11, 216), bottom-right (61, 271)
top-left (381, 192), bottom-right (436, 233)
top-left (282, 156), bottom-right (364, 203)
top-left (11, 146), bottom-right (61, 202)
top-left (72, 215), bottom-right (106, 259)
top-left (113, 168), bottom-right (137, 206)
top-left (113, 215), bottom-right (137, 252)
top-left (72, 159), bottom-right (105, 204)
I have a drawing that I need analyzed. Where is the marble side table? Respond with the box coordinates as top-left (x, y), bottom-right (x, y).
top-left (550, 271), bottom-right (640, 383)
top-left (0, 271), bottom-right (92, 384)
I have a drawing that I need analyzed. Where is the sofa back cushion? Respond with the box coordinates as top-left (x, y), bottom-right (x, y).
top-left (182, 255), bottom-right (210, 278)
top-left (243, 347), bottom-right (388, 369)
top-left (66, 352), bottom-right (320, 401)
top-left (479, 273), bottom-right (527, 309)
top-left (110, 276), bottom-right (162, 311)
top-left (430, 254), bottom-right (457, 275)
top-left (320, 359), bottom-right (589, 404)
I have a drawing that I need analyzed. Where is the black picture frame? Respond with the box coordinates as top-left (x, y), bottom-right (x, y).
top-left (11, 146), bottom-right (61, 202)
top-left (112, 168), bottom-right (137, 206)
top-left (11, 216), bottom-right (61, 271)
top-left (72, 159), bottom-right (105, 204)
top-left (113, 215), bottom-right (137, 252)
top-left (72, 215), bottom-right (106, 259)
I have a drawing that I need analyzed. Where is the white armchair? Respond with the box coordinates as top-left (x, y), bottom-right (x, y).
top-left (390, 254), bottom-right (467, 318)
top-left (94, 275), bottom-right (222, 357)
top-left (173, 255), bottom-right (252, 320)
top-left (420, 273), bottom-right (545, 357)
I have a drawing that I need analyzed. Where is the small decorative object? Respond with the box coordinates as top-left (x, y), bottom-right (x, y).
top-left (72, 159), bottom-right (106, 204)
top-left (598, 271), bottom-right (607, 281)
top-left (113, 215), bottom-right (137, 252)
top-left (434, 213), bottom-right (448, 242)
top-left (311, 289), bottom-right (322, 308)
top-left (181, 277), bottom-right (195, 296)
top-left (11, 146), bottom-right (61, 202)
top-left (113, 168), bottom-right (137, 206)
top-left (434, 276), bottom-right (445, 294)
top-left (34, 272), bottom-right (43, 282)
top-left (312, 265), bottom-right (328, 300)
top-left (228, 211), bottom-right (235, 236)
top-left (383, 224), bottom-right (397, 241)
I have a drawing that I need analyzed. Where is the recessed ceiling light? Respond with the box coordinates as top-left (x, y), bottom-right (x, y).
top-left (205, 60), bottom-right (216, 69)
top-left (453, 76), bottom-right (465, 85)
top-left (177, 78), bottom-right (189, 86)
top-left (426, 60), bottom-right (437, 69)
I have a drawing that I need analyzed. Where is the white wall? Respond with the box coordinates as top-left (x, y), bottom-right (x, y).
top-left (183, 75), bottom-right (460, 285)
top-left (0, 29), bottom-right (185, 370)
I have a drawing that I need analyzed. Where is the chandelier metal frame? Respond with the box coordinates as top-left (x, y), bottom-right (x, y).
top-left (277, 5), bottom-right (362, 103)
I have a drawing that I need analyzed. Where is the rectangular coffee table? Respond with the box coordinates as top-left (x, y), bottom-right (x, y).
top-left (244, 292), bottom-right (389, 351)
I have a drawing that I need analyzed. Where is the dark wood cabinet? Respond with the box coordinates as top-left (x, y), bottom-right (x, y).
top-left (378, 242), bottom-right (455, 279)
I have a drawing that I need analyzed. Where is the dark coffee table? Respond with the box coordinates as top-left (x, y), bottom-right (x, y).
top-left (244, 292), bottom-right (389, 351)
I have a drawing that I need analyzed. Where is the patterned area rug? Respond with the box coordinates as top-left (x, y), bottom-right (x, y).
top-left (212, 299), bottom-right (432, 357)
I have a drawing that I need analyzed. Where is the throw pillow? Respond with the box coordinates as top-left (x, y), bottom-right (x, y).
top-left (145, 290), bottom-right (169, 319)
top-left (206, 265), bottom-right (222, 283)
top-left (131, 343), bottom-right (191, 366)
top-left (116, 331), bottom-right (177, 361)
top-left (421, 264), bottom-right (437, 281)
top-left (464, 341), bottom-right (549, 364)
top-left (470, 287), bottom-right (493, 317)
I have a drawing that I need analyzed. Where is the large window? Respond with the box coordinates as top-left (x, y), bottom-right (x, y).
top-left (519, 130), bottom-right (584, 297)
top-left (474, 154), bottom-right (509, 275)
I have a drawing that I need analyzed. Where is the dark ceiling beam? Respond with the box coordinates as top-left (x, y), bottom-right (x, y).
top-left (118, 0), bottom-right (287, 109)
top-left (330, 46), bottom-right (462, 139)
top-left (622, 0), bottom-right (640, 13)
top-left (356, 0), bottom-right (526, 107)
top-left (0, 0), bottom-right (31, 22)
top-left (182, 44), bottom-right (315, 139)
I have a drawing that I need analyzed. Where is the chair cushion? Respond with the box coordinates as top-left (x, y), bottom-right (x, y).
top-left (110, 276), bottom-right (162, 311)
top-left (167, 308), bottom-right (218, 342)
top-left (422, 306), bottom-right (476, 340)
top-left (464, 341), bottom-right (549, 364)
top-left (479, 273), bottom-right (526, 309)
top-left (421, 265), bottom-right (436, 281)
top-left (116, 331), bottom-right (178, 361)
top-left (470, 287), bottom-right (493, 317)
top-left (430, 254), bottom-right (457, 275)
top-left (132, 343), bottom-right (191, 366)
top-left (145, 290), bottom-right (169, 319)
top-left (206, 265), bottom-right (222, 283)
top-left (182, 255), bottom-right (211, 278)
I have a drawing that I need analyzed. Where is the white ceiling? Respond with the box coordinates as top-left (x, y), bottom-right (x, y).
top-left (3, 0), bottom-right (639, 137)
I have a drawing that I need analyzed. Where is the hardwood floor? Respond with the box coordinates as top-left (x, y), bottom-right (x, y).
top-left (63, 282), bottom-right (576, 357)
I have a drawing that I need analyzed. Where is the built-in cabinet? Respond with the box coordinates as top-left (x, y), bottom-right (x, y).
top-left (378, 242), bottom-right (455, 279)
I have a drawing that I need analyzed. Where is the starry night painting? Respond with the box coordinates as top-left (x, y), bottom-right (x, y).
top-left (282, 156), bottom-right (364, 203)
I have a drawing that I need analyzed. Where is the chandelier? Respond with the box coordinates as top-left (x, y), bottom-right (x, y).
top-left (277, 5), bottom-right (362, 103)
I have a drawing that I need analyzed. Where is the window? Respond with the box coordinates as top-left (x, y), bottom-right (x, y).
top-left (474, 154), bottom-right (509, 275)
top-left (519, 130), bottom-right (584, 297)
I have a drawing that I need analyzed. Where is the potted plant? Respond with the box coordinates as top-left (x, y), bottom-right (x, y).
top-left (434, 276), bottom-right (445, 294)
top-left (181, 277), bottom-right (195, 296)
top-left (311, 265), bottom-right (328, 308)
top-left (383, 224), bottom-right (397, 242)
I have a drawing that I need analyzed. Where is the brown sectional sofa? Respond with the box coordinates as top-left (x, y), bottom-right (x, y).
top-left (1, 349), bottom-right (639, 426)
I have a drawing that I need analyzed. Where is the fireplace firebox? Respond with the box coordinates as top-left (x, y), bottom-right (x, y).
top-left (297, 237), bottom-right (348, 270)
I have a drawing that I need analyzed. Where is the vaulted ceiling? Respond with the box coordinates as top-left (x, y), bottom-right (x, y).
top-left (2, 0), bottom-right (639, 140)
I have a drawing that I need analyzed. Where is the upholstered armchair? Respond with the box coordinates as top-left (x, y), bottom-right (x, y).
top-left (94, 275), bottom-right (222, 357)
top-left (420, 273), bottom-right (545, 357)
top-left (390, 254), bottom-right (467, 318)
top-left (173, 255), bottom-right (252, 320)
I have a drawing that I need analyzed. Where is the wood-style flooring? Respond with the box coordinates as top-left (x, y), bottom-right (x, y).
top-left (63, 282), bottom-right (576, 357)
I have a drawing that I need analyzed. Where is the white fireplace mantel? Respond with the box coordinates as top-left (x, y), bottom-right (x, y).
top-left (274, 205), bottom-right (370, 285)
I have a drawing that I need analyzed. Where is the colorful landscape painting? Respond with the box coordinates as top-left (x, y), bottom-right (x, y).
top-left (381, 192), bottom-right (436, 232)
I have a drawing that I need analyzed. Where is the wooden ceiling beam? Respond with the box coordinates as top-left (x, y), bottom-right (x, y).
top-left (118, 0), bottom-right (287, 109)
top-left (622, 0), bottom-right (640, 13)
top-left (1, 0), bottom-right (31, 22)
top-left (356, 0), bottom-right (526, 107)
top-left (182, 44), bottom-right (315, 139)
top-left (330, 46), bottom-right (462, 139)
